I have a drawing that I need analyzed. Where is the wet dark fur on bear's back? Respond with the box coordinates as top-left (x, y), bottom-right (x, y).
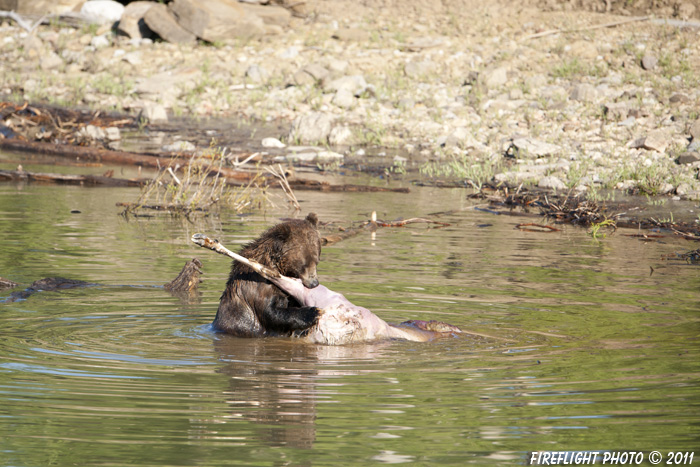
top-left (213, 213), bottom-right (322, 337)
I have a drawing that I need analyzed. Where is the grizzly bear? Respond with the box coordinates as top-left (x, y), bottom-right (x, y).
top-left (213, 213), bottom-right (323, 337)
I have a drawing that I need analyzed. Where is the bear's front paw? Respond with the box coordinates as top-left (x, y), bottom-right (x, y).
top-left (307, 307), bottom-right (323, 325)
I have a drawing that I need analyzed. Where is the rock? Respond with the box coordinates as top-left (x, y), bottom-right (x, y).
top-left (293, 69), bottom-right (316, 86)
top-left (677, 152), bottom-right (700, 164)
top-left (442, 127), bottom-right (481, 149)
top-left (509, 88), bottom-right (524, 100)
top-left (245, 64), bottom-right (270, 84)
top-left (302, 63), bottom-right (329, 82)
top-left (538, 175), bottom-right (567, 191)
top-left (117, 1), bottom-right (155, 40)
top-left (22, 34), bottom-right (44, 60)
top-left (78, 124), bottom-right (106, 141)
top-left (525, 74), bottom-right (547, 91)
top-left (570, 83), bottom-right (598, 102)
top-left (512, 137), bottom-right (561, 158)
top-left (676, 182), bottom-right (691, 196)
top-left (618, 116), bottom-right (636, 127)
top-left (144, 3), bottom-right (197, 44)
top-left (80, 0), bottom-right (125, 24)
top-left (279, 46), bottom-right (299, 59)
top-left (289, 112), bottom-right (334, 144)
top-left (332, 88), bottom-right (355, 108)
top-left (139, 102), bottom-right (168, 123)
top-left (239, 3), bottom-right (291, 27)
top-left (481, 67), bottom-right (508, 89)
top-left (397, 98), bottom-right (415, 110)
top-left (105, 127), bottom-right (121, 141)
top-left (569, 40), bottom-right (598, 59)
top-left (641, 54), bottom-right (658, 70)
top-left (122, 51), bottom-right (142, 66)
top-left (404, 60), bottom-right (434, 78)
top-left (40, 52), bottom-right (63, 70)
top-left (332, 28), bottom-right (370, 41)
top-left (540, 85), bottom-right (567, 102)
top-left (669, 93), bottom-right (688, 104)
top-left (328, 125), bottom-right (354, 146)
top-left (324, 75), bottom-right (368, 96)
top-left (604, 102), bottom-right (630, 120)
top-left (162, 140), bottom-right (196, 152)
top-left (90, 34), bottom-right (110, 49)
top-left (690, 119), bottom-right (700, 140)
top-left (261, 137), bottom-right (285, 148)
top-left (168, 0), bottom-right (265, 42)
top-left (327, 59), bottom-right (348, 74)
top-left (293, 64), bottom-right (328, 86)
top-left (659, 183), bottom-right (674, 195)
top-left (494, 171), bottom-right (540, 184)
top-left (677, 2), bottom-right (696, 19)
top-left (135, 68), bottom-right (201, 104)
top-left (275, 150), bottom-right (344, 163)
top-left (633, 129), bottom-right (670, 152)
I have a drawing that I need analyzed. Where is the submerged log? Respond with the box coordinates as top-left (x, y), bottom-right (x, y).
top-left (286, 178), bottom-right (409, 193)
top-left (0, 169), bottom-right (147, 187)
top-left (6, 277), bottom-right (93, 302)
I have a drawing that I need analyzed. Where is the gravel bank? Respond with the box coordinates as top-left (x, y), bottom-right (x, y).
top-left (1, 1), bottom-right (699, 200)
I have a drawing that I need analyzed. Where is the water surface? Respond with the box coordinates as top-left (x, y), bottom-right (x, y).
top-left (0, 179), bottom-right (698, 466)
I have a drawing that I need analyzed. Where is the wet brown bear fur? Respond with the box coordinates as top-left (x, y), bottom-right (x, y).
top-left (213, 213), bottom-right (322, 337)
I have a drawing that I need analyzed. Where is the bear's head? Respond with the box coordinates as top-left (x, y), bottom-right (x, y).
top-left (252, 212), bottom-right (321, 289)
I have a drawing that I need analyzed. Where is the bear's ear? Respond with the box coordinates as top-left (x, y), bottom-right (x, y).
top-left (305, 212), bottom-right (318, 227)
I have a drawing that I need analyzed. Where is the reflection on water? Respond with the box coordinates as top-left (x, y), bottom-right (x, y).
top-left (0, 181), bottom-right (699, 466)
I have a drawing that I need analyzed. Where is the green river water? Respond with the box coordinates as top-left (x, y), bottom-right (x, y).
top-left (0, 171), bottom-right (698, 466)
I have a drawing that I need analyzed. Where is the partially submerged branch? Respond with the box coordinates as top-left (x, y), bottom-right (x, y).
top-left (321, 212), bottom-right (450, 246)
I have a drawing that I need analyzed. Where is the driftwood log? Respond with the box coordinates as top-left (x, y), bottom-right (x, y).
top-left (0, 138), bottom-right (252, 181)
top-left (0, 169), bottom-right (146, 187)
top-left (163, 258), bottom-right (203, 295)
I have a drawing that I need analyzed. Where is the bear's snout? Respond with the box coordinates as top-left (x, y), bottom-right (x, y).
top-left (302, 275), bottom-right (319, 289)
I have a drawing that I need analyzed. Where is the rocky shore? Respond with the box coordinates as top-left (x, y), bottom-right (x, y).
top-left (1, 0), bottom-right (699, 200)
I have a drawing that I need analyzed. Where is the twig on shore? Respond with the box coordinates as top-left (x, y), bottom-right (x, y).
top-left (0, 11), bottom-right (44, 32)
top-left (521, 16), bottom-right (650, 41)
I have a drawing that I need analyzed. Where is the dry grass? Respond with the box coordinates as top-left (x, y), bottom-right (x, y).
top-left (120, 153), bottom-right (272, 218)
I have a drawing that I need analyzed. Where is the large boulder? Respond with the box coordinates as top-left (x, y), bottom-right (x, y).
top-left (80, 0), bottom-right (124, 24)
top-left (144, 3), bottom-right (196, 44)
top-left (169, 0), bottom-right (266, 42)
top-left (289, 112), bottom-right (334, 145)
top-left (117, 1), bottom-right (155, 40)
top-left (239, 3), bottom-right (291, 27)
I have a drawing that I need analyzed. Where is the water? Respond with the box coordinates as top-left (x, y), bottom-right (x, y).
top-left (0, 180), bottom-right (698, 466)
